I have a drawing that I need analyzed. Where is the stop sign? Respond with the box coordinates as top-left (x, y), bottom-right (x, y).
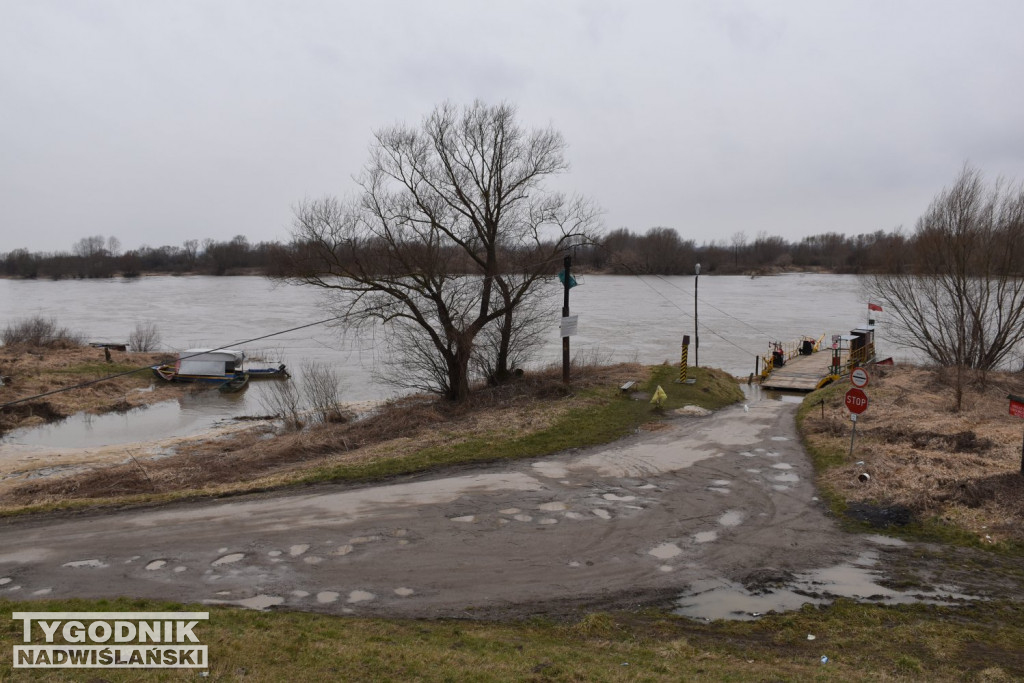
top-left (845, 387), bottom-right (868, 414)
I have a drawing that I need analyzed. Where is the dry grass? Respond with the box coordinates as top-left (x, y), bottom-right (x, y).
top-left (4, 361), bottom-right (644, 507)
top-left (801, 364), bottom-right (1024, 543)
top-left (0, 343), bottom-right (187, 432)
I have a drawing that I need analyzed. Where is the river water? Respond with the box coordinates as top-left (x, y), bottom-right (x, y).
top-left (0, 273), bottom-right (895, 448)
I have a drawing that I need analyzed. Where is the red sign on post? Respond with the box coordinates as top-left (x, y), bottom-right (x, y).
top-left (845, 387), bottom-right (868, 414)
top-left (850, 367), bottom-right (869, 388)
top-left (1010, 398), bottom-right (1024, 419)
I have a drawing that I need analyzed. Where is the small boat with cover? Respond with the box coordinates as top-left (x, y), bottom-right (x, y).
top-left (151, 349), bottom-right (247, 384)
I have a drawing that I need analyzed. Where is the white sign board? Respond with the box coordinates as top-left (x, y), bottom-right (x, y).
top-left (850, 366), bottom-right (869, 388)
top-left (560, 315), bottom-right (579, 338)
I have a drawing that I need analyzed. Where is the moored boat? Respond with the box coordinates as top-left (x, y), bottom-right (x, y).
top-left (151, 349), bottom-right (247, 384)
top-left (245, 362), bottom-right (290, 379)
top-left (217, 373), bottom-right (250, 393)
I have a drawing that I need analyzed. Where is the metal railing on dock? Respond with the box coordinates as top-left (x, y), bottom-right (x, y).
top-left (758, 334), bottom-right (825, 381)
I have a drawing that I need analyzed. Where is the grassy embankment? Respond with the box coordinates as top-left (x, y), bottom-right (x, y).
top-left (0, 344), bottom-right (182, 433)
top-left (2, 596), bottom-right (1023, 681)
top-left (6, 365), bottom-right (1024, 679)
top-left (796, 363), bottom-right (1024, 552)
top-left (0, 363), bottom-right (741, 515)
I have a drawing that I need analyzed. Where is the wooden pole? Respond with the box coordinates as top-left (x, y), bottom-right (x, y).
top-left (679, 335), bottom-right (690, 382)
top-left (562, 255), bottom-right (571, 385)
top-left (694, 263), bottom-right (700, 368)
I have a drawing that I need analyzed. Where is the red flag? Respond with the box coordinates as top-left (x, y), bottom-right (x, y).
top-left (868, 303), bottom-right (883, 312)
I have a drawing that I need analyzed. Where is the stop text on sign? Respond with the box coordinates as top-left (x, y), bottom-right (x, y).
top-left (845, 387), bottom-right (868, 414)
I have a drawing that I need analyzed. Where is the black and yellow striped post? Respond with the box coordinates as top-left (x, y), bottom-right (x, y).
top-left (679, 335), bottom-right (690, 383)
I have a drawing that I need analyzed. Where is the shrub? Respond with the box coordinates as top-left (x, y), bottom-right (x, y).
top-left (1, 316), bottom-right (84, 348)
top-left (128, 321), bottom-right (162, 352)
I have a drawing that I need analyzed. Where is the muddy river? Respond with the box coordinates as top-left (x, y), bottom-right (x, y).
top-left (1, 273), bottom-right (895, 449)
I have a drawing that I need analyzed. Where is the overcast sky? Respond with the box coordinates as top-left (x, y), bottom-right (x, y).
top-left (3, 1), bottom-right (1023, 254)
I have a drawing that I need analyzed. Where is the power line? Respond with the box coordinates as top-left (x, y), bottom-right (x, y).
top-left (650, 274), bottom-right (775, 339)
top-left (628, 274), bottom-right (760, 358)
top-left (0, 316), bottom-right (342, 410)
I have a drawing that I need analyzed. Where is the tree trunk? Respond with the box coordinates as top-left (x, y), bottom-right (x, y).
top-left (445, 341), bottom-right (474, 402)
top-left (491, 311), bottom-right (515, 384)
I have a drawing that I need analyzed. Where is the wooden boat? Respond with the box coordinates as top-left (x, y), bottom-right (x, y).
top-left (245, 362), bottom-right (290, 379)
top-left (90, 342), bottom-right (128, 351)
top-left (218, 373), bottom-right (250, 393)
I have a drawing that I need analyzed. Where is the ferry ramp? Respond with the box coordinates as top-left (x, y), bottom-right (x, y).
top-left (760, 352), bottom-right (837, 392)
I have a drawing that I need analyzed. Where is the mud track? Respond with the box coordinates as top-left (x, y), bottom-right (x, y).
top-left (0, 399), bottom-right (1015, 619)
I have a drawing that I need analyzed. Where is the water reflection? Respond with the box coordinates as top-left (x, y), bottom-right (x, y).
top-left (675, 547), bottom-right (979, 621)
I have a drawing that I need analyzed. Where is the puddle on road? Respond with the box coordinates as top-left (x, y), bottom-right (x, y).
top-left (693, 531), bottom-right (718, 543)
top-left (718, 511), bottom-right (744, 527)
top-left (208, 594), bottom-right (285, 611)
top-left (62, 559), bottom-right (107, 569)
top-left (741, 384), bottom-right (805, 404)
top-left (649, 543), bottom-right (684, 559)
top-left (675, 550), bottom-right (978, 621)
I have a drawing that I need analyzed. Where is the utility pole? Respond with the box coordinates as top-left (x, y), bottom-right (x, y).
top-left (562, 255), bottom-right (572, 384)
top-left (694, 262), bottom-right (700, 368)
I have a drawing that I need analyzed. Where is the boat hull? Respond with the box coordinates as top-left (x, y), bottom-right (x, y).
top-left (151, 366), bottom-right (247, 384)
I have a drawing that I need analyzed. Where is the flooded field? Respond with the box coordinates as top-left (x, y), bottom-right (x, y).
top-left (1, 273), bottom-right (896, 449)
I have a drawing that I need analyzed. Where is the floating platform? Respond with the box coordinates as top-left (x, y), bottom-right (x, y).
top-left (759, 325), bottom-right (876, 392)
top-left (760, 351), bottom-right (842, 392)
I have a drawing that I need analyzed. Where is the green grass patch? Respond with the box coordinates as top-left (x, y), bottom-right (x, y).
top-left (2, 597), bottom-right (1022, 681)
top-left (298, 365), bottom-right (742, 485)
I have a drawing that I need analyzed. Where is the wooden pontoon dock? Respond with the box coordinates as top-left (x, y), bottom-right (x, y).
top-left (760, 351), bottom-right (841, 391)
top-left (758, 326), bottom-right (876, 392)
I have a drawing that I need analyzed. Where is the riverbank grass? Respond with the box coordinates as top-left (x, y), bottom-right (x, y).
top-left (2, 597), bottom-right (1022, 681)
top-left (0, 363), bottom-right (742, 515)
top-left (797, 364), bottom-right (1024, 552)
top-left (299, 363), bottom-right (742, 485)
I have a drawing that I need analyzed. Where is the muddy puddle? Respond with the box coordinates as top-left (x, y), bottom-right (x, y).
top-left (675, 539), bottom-right (980, 621)
top-left (0, 389), bottom-right (245, 451)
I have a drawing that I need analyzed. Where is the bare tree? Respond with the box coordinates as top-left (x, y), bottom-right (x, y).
top-left (73, 235), bottom-right (106, 259)
top-left (182, 239), bottom-right (199, 270)
top-left (128, 321), bottom-right (162, 352)
top-left (286, 101), bottom-right (599, 401)
top-left (301, 361), bottom-right (347, 423)
top-left (730, 231), bottom-right (747, 268)
top-left (871, 165), bottom-right (1024, 409)
top-left (260, 378), bottom-right (304, 431)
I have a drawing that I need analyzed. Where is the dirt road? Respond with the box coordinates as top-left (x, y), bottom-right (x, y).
top-left (0, 399), bottom-right (976, 619)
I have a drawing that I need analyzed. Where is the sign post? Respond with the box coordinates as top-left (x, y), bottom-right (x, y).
top-left (1008, 394), bottom-right (1024, 475)
top-left (850, 366), bottom-right (869, 388)
top-left (678, 335), bottom-right (690, 383)
top-left (845, 387), bottom-right (868, 457)
top-left (561, 256), bottom-right (572, 384)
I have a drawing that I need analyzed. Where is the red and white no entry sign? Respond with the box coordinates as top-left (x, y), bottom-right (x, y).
top-left (850, 367), bottom-right (869, 388)
top-left (845, 387), bottom-right (868, 414)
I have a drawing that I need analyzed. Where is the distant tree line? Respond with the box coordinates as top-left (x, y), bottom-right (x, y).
top-left (2, 226), bottom-right (913, 281)
top-left (571, 226), bottom-right (910, 275)
top-left (0, 234), bottom-right (290, 279)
